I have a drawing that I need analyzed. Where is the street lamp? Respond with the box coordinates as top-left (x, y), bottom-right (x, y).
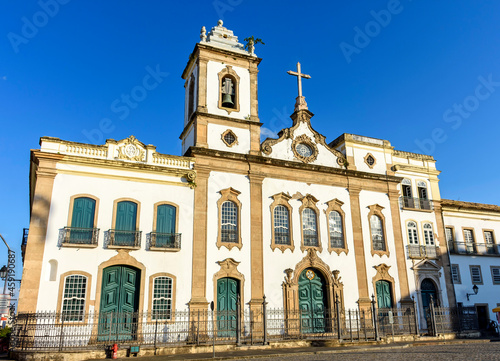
top-left (466, 284), bottom-right (479, 301)
top-left (0, 266), bottom-right (7, 295)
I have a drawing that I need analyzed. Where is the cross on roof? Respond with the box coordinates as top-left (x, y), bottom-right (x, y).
top-left (287, 62), bottom-right (311, 98)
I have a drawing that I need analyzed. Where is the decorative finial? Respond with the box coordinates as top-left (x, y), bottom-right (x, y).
top-left (218, 19), bottom-right (223, 27)
top-left (200, 26), bottom-right (206, 42)
top-left (287, 62), bottom-right (311, 111)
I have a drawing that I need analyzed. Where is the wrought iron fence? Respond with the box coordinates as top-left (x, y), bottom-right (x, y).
top-left (10, 303), bottom-right (475, 352)
top-left (62, 227), bottom-right (99, 246)
top-left (448, 241), bottom-right (499, 256)
top-left (400, 197), bottom-right (433, 210)
top-left (108, 230), bottom-right (141, 248)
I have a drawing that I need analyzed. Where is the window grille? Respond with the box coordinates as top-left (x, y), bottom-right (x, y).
top-left (328, 211), bottom-right (344, 248)
top-left (470, 266), bottom-right (482, 284)
top-left (407, 221), bottom-right (418, 245)
top-left (152, 276), bottom-right (173, 320)
top-left (423, 223), bottom-right (435, 245)
top-left (491, 267), bottom-right (500, 285)
top-left (62, 275), bottom-right (87, 321)
top-left (451, 264), bottom-right (461, 284)
top-left (370, 215), bottom-right (385, 251)
top-left (273, 205), bottom-right (290, 245)
top-left (302, 208), bottom-right (318, 246)
top-left (221, 201), bottom-right (238, 242)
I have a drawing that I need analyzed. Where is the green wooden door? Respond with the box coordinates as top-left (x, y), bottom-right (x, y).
top-left (115, 201), bottom-right (137, 246)
top-left (217, 278), bottom-right (238, 337)
top-left (376, 280), bottom-right (392, 309)
top-left (70, 197), bottom-right (95, 243)
top-left (156, 204), bottom-right (176, 247)
top-left (98, 266), bottom-right (140, 341)
top-left (298, 268), bottom-right (326, 333)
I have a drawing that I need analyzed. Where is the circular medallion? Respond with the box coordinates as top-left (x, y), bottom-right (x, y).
top-left (125, 144), bottom-right (138, 158)
top-left (296, 143), bottom-right (313, 158)
top-left (306, 270), bottom-right (315, 280)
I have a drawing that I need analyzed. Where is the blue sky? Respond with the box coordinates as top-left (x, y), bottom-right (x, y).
top-left (1, 1), bottom-right (500, 282)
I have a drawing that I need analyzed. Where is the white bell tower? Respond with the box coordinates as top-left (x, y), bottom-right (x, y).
top-left (180, 20), bottom-right (262, 156)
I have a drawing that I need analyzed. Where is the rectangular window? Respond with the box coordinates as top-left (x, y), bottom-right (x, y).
top-left (464, 229), bottom-right (475, 254)
top-left (152, 276), bottom-right (173, 320)
top-left (62, 275), bottom-right (87, 322)
top-left (491, 267), bottom-right (500, 285)
top-left (484, 231), bottom-right (496, 255)
top-left (470, 266), bottom-right (483, 284)
top-left (451, 264), bottom-right (461, 284)
top-left (445, 227), bottom-right (454, 243)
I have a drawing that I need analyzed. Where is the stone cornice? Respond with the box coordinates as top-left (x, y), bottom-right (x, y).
top-left (441, 199), bottom-right (500, 213)
top-left (392, 163), bottom-right (441, 176)
top-left (187, 147), bottom-right (403, 184)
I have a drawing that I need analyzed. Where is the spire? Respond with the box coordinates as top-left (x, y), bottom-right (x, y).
top-left (287, 62), bottom-right (311, 111)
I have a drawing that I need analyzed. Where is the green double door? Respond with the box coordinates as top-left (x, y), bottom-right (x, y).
top-left (298, 268), bottom-right (327, 333)
top-left (217, 278), bottom-right (239, 336)
top-left (376, 280), bottom-right (392, 309)
top-left (99, 265), bottom-right (140, 341)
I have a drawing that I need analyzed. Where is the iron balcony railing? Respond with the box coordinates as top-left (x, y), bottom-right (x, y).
top-left (303, 234), bottom-right (319, 247)
top-left (108, 229), bottom-right (141, 248)
top-left (406, 245), bottom-right (438, 259)
top-left (400, 197), bottom-right (433, 211)
top-left (62, 227), bottom-right (99, 246)
top-left (150, 232), bottom-right (181, 250)
top-left (448, 241), bottom-right (499, 256)
top-left (221, 229), bottom-right (238, 243)
top-left (21, 228), bottom-right (29, 247)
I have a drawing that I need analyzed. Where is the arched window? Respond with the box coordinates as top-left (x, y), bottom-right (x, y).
top-left (401, 179), bottom-right (414, 208)
top-left (188, 74), bottom-right (195, 118)
top-left (62, 275), bottom-right (87, 321)
top-left (407, 221), bottom-right (418, 245)
top-left (221, 75), bottom-right (236, 109)
top-left (302, 208), bottom-right (318, 247)
top-left (423, 223), bottom-right (435, 246)
top-left (66, 196), bottom-right (97, 245)
top-left (221, 201), bottom-right (238, 243)
top-left (370, 215), bottom-right (385, 251)
top-left (274, 205), bottom-right (290, 245)
top-left (329, 211), bottom-right (344, 248)
top-left (152, 276), bottom-right (173, 320)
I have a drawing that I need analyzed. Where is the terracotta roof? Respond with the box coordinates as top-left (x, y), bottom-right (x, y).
top-left (441, 199), bottom-right (500, 213)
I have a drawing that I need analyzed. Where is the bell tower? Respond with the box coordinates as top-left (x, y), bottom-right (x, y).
top-left (180, 20), bottom-right (262, 155)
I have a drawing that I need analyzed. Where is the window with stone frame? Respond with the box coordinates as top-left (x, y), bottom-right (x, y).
top-left (325, 198), bottom-right (347, 255)
top-left (61, 275), bottom-right (87, 322)
top-left (463, 228), bottom-right (476, 254)
top-left (470, 265), bottom-right (483, 284)
top-left (491, 267), bottom-right (500, 285)
top-left (423, 223), bottom-right (435, 246)
top-left (368, 204), bottom-right (388, 257)
top-left (270, 192), bottom-right (294, 252)
top-left (299, 194), bottom-right (322, 252)
top-left (484, 230), bottom-right (496, 254)
top-left (451, 264), bottom-right (461, 284)
top-left (218, 66), bottom-right (240, 114)
top-left (152, 276), bottom-right (173, 320)
top-left (217, 187), bottom-right (242, 250)
top-left (407, 221), bottom-right (419, 245)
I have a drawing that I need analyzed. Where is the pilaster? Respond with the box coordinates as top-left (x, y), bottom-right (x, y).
top-left (248, 171), bottom-right (265, 306)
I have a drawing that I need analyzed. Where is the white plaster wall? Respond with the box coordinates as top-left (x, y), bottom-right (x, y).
top-left (445, 212), bottom-right (500, 321)
top-left (263, 123), bottom-right (341, 168)
top-left (37, 168), bottom-right (194, 312)
top-left (351, 146), bottom-right (388, 175)
top-left (207, 123), bottom-right (250, 154)
top-left (261, 178), bottom-right (358, 309)
top-left (395, 171), bottom-right (433, 200)
top-left (205, 172), bottom-right (252, 305)
top-left (206, 61), bottom-right (250, 120)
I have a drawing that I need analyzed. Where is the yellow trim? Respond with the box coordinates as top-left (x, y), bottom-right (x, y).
top-left (216, 187), bottom-right (242, 250)
top-left (324, 199), bottom-right (348, 255)
top-left (56, 271), bottom-right (92, 324)
top-left (368, 204), bottom-right (390, 258)
top-left (148, 272), bottom-right (177, 322)
top-left (269, 192), bottom-right (294, 253)
top-left (299, 194), bottom-right (322, 253)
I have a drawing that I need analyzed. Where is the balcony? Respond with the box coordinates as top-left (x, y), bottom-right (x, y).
top-left (400, 197), bottom-right (433, 211)
top-left (448, 241), bottom-right (499, 256)
top-left (407, 244), bottom-right (438, 259)
top-left (108, 229), bottom-right (141, 248)
top-left (150, 232), bottom-right (181, 251)
top-left (62, 227), bottom-right (99, 247)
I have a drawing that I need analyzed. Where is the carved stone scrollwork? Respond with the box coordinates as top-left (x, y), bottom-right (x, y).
top-left (291, 134), bottom-right (318, 163)
top-left (117, 135), bottom-right (146, 162)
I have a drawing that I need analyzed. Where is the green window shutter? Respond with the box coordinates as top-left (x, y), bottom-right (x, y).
top-left (71, 197), bottom-right (96, 228)
top-left (157, 205), bottom-right (176, 234)
top-left (116, 201), bottom-right (137, 231)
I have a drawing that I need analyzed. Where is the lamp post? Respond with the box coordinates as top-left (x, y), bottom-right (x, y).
top-left (0, 266), bottom-right (7, 295)
top-left (466, 284), bottom-right (479, 301)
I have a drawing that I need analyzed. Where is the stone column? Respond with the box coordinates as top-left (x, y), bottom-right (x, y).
top-left (348, 182), bottom-right (371, 309)
top-left (18, 152), bottom-right (62, 313)
top-left (387, 188), bottom-right (413, 305)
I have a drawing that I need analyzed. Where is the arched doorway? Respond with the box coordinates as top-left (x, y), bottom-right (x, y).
top-left (98, 265), bottom-right (140, 341)
top-left (375, 280), bottom-right (393, 309)
top-left (216, 277), bottom-right (239, 336)
top-left (421, 278), bottom-right (438, 312)
top-left (298, 268), bottom-right (327, 333)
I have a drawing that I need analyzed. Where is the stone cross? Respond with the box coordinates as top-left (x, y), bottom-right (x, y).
top-left (287, 62), bottom-right (311, 111)
top-left (287, 62), bottom-right (311, 99)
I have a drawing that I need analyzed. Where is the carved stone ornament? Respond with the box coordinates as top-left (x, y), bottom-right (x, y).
top-left (292, 134), bottom-right (318, 163)
top-left (117, 135), bottom-right (146, 162)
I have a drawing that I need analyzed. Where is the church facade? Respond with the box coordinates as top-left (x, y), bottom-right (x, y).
top-left (18, 20), bottom-right (500, 333)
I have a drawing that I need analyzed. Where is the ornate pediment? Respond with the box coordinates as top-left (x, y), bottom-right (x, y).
top-left (116, 135), bottom-right (146, 162)
top-left (413, 259), bottom-right (441, 272)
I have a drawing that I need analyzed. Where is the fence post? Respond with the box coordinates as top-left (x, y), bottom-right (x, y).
top-left (371, 295), bottom-right (379, 341)
top-left (236, 294), bottom-right (241, 346)
top-left (58, 312), bottom-right (64, 352)
top-left (429, 295), bottom-right (436, 336)
top-left (154, 317), bottom-right (158, 354)
top-left (335, 294), bottom-right (342, 341)
top-left (349, 310), bottom-right (353, 342)
top-left (262, 295), bottom-right (268, 345)
top-left (196, 310), bottom-right (200, 346)
top-left (412, 296), bottom-right (419, 336)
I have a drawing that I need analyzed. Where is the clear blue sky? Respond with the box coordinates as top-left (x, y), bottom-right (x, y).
top-left (1, 1), bottom-right (500, 282)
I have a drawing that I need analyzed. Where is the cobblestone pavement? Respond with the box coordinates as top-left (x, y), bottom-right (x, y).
top-left (235, 342), bottom-right (500, 361)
